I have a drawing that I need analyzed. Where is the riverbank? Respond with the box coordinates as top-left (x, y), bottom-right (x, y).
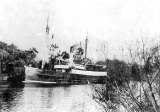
top-left (0, 73), bottom-right (9, 98)
top-left (0, 73), bottom-right (9, 88)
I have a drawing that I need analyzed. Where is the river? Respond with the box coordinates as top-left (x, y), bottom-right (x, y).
top-left (0, 83), bottom-right (104, 112)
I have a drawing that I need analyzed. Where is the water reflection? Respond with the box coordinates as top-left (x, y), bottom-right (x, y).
top-left (0, 84), bottom-right (24, 112)
top-left (40, 87), bottom-right (54, 109)
top-left (0, 83), bottom-right (102, 112)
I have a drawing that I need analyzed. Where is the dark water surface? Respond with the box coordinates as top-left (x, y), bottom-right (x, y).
top-left (0, 83), bottom-right (103, 112)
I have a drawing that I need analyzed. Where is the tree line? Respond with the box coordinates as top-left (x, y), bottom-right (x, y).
top-left (0, 41), bottom-right (39, 74)
top-left (0, 41), bottom-right (72, 74)
top-left (92, 36), bottom-right (160, 112)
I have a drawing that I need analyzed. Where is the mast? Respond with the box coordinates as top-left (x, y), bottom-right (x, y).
top-left (85, 32), bottom-right (88, 60)
top-left (41, 14), bottom-right (50, 69)
top-left (46, 13), bottom-right (50, 48)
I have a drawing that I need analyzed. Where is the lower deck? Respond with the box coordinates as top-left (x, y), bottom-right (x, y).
top-left (25, 66), bottom-right (107, 84)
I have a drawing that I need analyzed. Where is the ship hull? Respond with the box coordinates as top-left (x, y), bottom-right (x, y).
top-left (24, 66), bottom-right (65, 84)
top-left (24, 66), bottom-right (107, 84)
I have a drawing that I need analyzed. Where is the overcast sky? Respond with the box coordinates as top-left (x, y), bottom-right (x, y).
top-left (0, 0), bottom-right (160, 60)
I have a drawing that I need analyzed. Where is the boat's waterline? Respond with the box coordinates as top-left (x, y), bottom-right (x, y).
top-left (22, 80), bottom-right (57, 84)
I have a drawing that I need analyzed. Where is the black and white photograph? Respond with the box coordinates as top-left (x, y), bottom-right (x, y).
top-left (1, 0), bottom-right (160, 112)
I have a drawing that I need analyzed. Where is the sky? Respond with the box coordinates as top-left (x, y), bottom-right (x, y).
top-left (0, 0), bottom-right (160, 61)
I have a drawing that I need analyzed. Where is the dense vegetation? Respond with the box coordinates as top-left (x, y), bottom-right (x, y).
top-left (0, 41), bottom-right (38, 73)
top-left (92, 38), bottom-right (160, 112)
top-left (0, 41), bottom-right (71, 73)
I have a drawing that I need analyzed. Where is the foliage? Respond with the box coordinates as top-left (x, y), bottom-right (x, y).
top-left (77, 47), bottom-right (84, 55)
top-left (92, 36), bottom-right (160, 112)
top-left (61, 51), bottom-right (69, 60)
top-left (0, 41), bottom-right (38, 73)
top-left (131, 63), bottom-right (141, 81)
top-left (96, 60), bottom-right (106, 65)
top-left (107, 59), bottom-right (131, 84)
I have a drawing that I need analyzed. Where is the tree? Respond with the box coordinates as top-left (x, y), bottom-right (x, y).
top-left (91, 35), bottom-right (160, 112)
top-left (61, 51), bottom-right (70, 60)
top-left (96, 41), bottom-right (108, 62)
top-left (25, 47), bottom-right (38, 65)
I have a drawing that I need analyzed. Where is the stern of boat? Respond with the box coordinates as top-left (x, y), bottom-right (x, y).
top-left (24, 66), bottom-right (43, 81)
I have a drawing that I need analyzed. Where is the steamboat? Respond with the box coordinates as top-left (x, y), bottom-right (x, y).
top-left (24, 16), bottom-right (107, 85)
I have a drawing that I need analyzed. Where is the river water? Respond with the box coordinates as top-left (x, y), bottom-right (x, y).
top-left (0, 83), bottom-right (104, 112)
